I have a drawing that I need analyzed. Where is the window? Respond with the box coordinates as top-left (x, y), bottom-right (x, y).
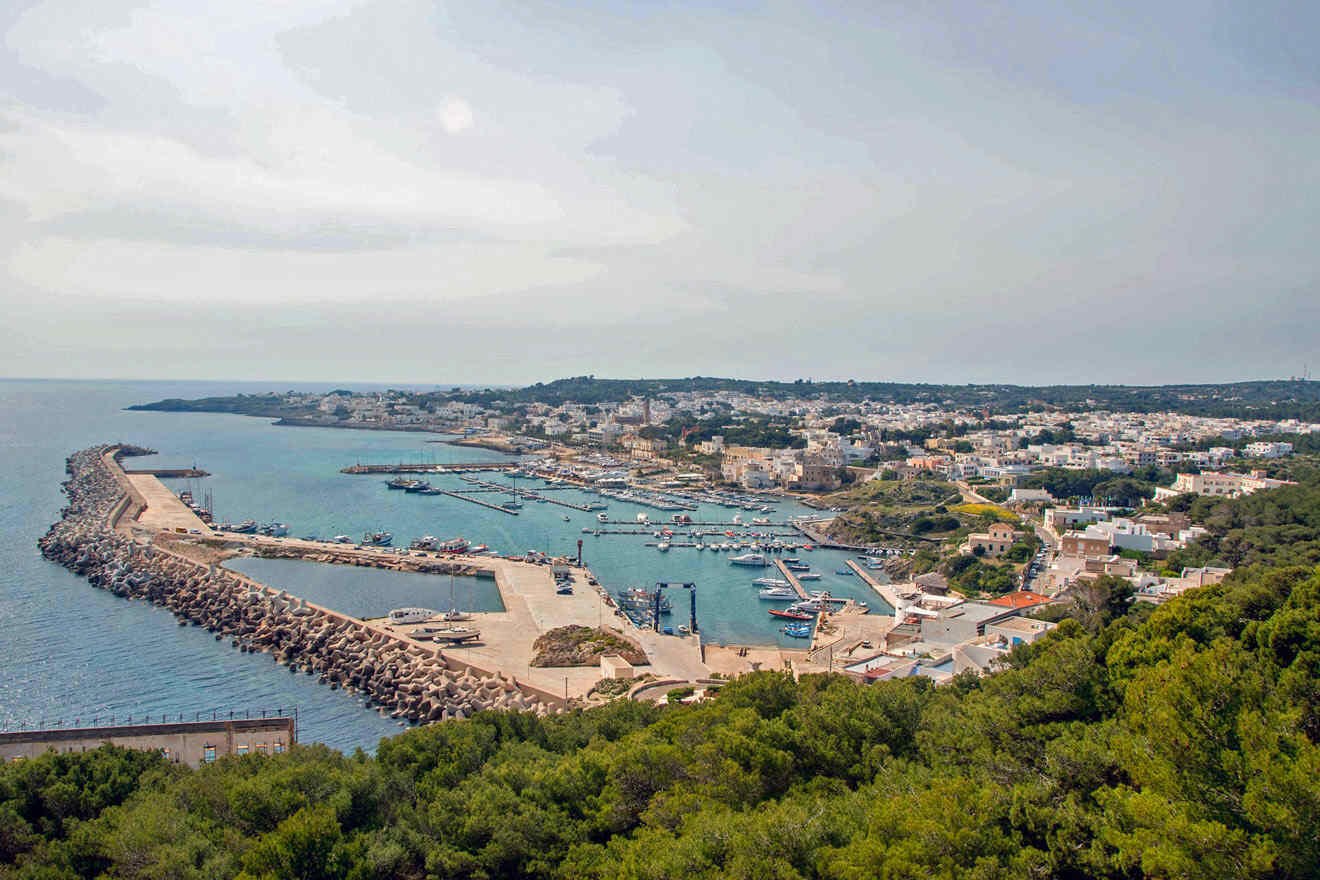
top-left (273, 741), bottom-right (284, 754)
top-left (203, 745), bottom-right (216, 763)
top-left (236, 743), bottom-right (249, 756)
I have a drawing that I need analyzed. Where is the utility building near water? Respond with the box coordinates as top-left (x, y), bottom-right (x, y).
top-left (0, 717), bottom-right (295, 768)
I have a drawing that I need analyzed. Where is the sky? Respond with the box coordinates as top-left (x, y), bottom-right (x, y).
top-left (1, 0), bottom-right (1318, 386)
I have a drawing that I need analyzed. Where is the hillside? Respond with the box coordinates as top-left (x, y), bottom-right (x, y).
top-left (5, 525), bottom-right (1319, 877)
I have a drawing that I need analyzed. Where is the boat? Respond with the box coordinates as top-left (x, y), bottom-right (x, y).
top-left (231, 520), bottom-right (258, 534)
top-left (769, 608), bottom-right (813, 621)
top-left (403, 481), bottom-right (432, 494)
top-left (656, 542), bottom-right (671, 552)
top-left (409, 536), bottom-right (438, 551)
top-left (468, 544), bottom-right (490, 554)
top-left (440, 609), bottom-right (473, 622)
top-left (780, 625), bottom-right (812, 639)
top-left (751, 517), bottom-right (770, 525)
top-left (385, 477), bottom-right (415, 490)
top-left (759, 587), bottom-right (798, 600)
top-left (729, 553), bottom-right (768, 567)
top-left (389, 607), bottom-right (437, 625)
top-left (562, 515), bottom-right (571, 521)
top-left (615, 587), bottom-right (672, 614)
top-left (797, 572), bottom-right (822, 581)
top-left (362, 531), bottom-right (393, 546)
top-left (410, 626), bottom-right (480, 643)
top-left (332, 535), bottom-right (353, 544)
top-left (502, 500), bottom-right (523, 509)
top-left (597, 513), bottom-right (608, 522)
top-left (785, 562), bottom-right (810, 571)
top-left (789, 598), bottom-right (827, 613)
top-left (436, 537), bottom-right (469, 553)
top-left (835, 569), bottom-right (854, 575)
top-left (753, 577), bottom-right (789, 587)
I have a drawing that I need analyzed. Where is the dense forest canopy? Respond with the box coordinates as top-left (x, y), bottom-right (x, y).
top-left (6, 479), bottom-right (1320, 878)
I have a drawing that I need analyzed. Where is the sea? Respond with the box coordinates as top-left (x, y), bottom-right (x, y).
top-left (0, 379), bottom-right (889, 753)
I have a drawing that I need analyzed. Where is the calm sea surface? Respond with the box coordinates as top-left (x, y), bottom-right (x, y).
top-left (0, 379), bottom-right (888, 752)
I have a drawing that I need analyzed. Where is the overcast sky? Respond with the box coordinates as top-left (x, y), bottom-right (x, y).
top-left (2, 0), bottom-right (1317, 386)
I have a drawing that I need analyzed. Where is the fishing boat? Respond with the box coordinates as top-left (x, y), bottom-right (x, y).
top-left (231, 520), bottom-right (258, 534)
top-left (780, 625), bottom-right (812, 639)
top-left (362, 531), bottom-right (393, 546)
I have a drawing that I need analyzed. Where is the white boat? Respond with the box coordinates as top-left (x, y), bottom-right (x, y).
top-left (332, 535), bottom-right (352, 544)
top-left (729, 553), bottom-right (768, 567)
top-left (597, 513), bottom-right (608, 522)
top-left (389, 607), bottom-right (437, 625)
top-left (759, 587), bottom-right (798, 600)
top-left (751, 517), bottom-right (770, 525)
top-left (797, 572), bottom-right (823, 581)
top-left (657, 542), bottom-right (671, 552)
top-left (753, 577), bottom-right (789, 587)
top-left (562, 515), bottom-right (570, 521)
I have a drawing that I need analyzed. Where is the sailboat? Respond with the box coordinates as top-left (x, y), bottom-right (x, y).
top-left (441, 572), bottom-right (473, 621)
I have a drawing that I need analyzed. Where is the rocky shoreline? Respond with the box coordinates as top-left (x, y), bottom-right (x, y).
top-left (38, 445), bottom-right (553, 726)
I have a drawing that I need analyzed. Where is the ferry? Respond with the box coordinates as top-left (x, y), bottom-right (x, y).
top-left (362, 531), bottom-right (393, 546)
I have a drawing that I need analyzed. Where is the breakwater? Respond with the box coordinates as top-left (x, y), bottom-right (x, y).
top-left (38, 445), bottom-right (554, 725)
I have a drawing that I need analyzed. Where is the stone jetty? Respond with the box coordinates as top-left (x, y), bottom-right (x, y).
top-left (38, 445), bottom-right (553, 725)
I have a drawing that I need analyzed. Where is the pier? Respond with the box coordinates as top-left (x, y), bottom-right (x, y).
top-left (460, 477), bottom-right (596, 512)
top-left (773, 559), bottom-right (810, 600)
top-left (845, 560), bottom-right (903, 609)
top-left (433, 489), bottom-right (519, 515)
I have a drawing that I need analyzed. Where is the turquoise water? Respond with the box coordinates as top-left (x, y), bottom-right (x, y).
top-left (224, 558), bottom-right (504, 619)
top-left (0, 379), bottom-right (890, 752)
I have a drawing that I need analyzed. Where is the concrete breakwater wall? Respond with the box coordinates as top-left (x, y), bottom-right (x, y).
top-left (38, 445), bottom-right (553, 726)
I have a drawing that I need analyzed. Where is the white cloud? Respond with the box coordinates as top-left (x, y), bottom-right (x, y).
top-left (439, 98), bottom-right (474, 134)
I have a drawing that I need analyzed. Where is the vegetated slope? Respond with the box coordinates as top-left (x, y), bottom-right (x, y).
top-left (5, 494), bottom-right (1320, 878)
